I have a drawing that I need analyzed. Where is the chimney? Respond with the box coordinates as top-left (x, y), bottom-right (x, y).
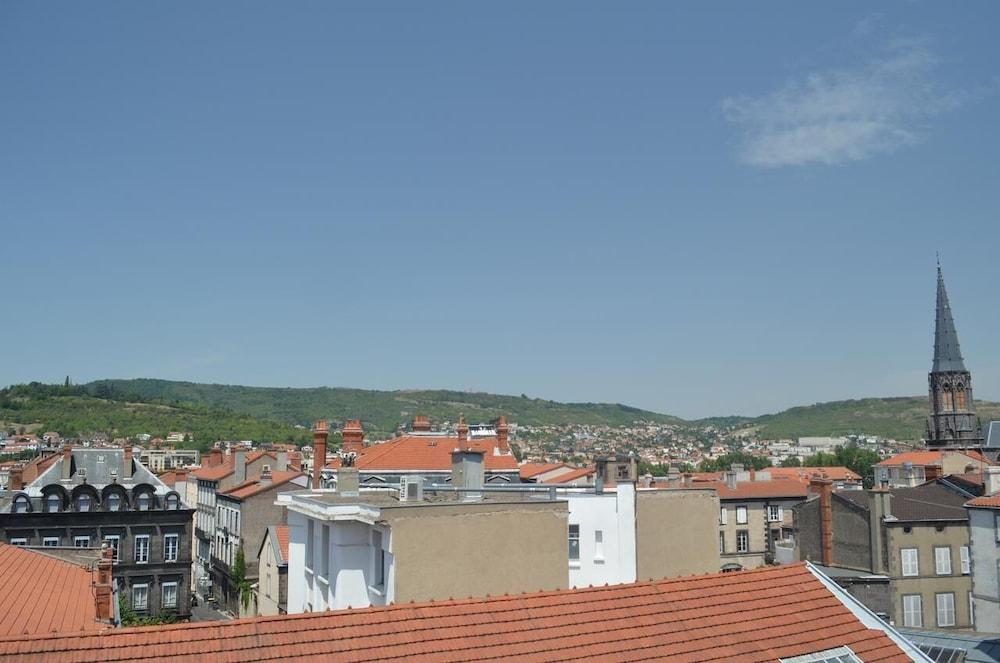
top-left (456, 414), bottom-right (468, 445)
top-left (725, 471), bottom-right (738, 491)
top-left (869, 486), bottom-right (892, 574)
top-left (342, 420), bottom-right (364, 455)
top-left (260, 464), bottom-right (272, 484)
top-left (289, 452), bottom-right (302, 472)
top-left (451, 448), bottom-right (485, 501)
top-left (276, 451), bottom-right (289, 471)
top-left (312, 420), bottom-right (329, 489)
top-left (984, 466), bottom-right (1000, 496)
top-left (209, 448), bottom-right (223, 468)
top-left (412, 415), bottom-right (431, 432)
top-left (496, 415), bottom-right (510, 453)
top-left (595, 456), bottom-right (615, 489)
top-left (95, 544), bottom-right (115, 621)
top-left (123, 446), bottom-right (133, 480)
top-left (61, 446), bottom-right (73, 480)
top-left (336, 467), bottom-right (360, 497)
top-left (810, 477), bottom-right (833, 567)
top-left (924, 464), bottom-right (942, 482)
top-left (234, 449), bottom-right (247, 483)
top-left (9, 466), bottom-right (23, 491)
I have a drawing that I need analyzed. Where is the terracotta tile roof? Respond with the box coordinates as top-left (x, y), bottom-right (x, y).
top-left (765, 467), bottom-right (861, 483)
top-left (220, 471), bottom-right (305, 500)
top-left (681, 479), bottom-right (810, 500)
top-left (876, 449), bottom-right (991, 467)
top-left (191, 451), bottom-right (275, 481)
top-left (0, 563), bottom-right (915, 662)
top-left (326, 435), bottom-right (518, 472)
top-left (275, 525), bottom-right (289, 562)
top-left (965, 493), bottom-right (1000, 508)
top-left (541, 467), bottom-right (595, 484)
top-left (518, 462), bottom-right (568, 479)
top-left (0, 544), bottom-right (106, 637)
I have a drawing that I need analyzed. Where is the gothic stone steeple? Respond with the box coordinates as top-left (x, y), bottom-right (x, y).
top-left (926, 263), bottom-right (983, 448)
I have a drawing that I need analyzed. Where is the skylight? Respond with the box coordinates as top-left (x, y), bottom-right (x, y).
top-left (780, 646), bottom-right (863, 663)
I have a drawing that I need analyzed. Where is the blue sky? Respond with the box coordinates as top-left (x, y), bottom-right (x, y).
top-left (2, 2), bottom-right (998, 418)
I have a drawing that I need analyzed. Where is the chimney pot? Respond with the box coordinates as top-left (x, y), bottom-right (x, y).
top-left (457, 414), bottom-right (468, 445)
top-left (342, 420), bottom-right (365, 455)
top-left (412, 415), bottom-right (431, 432)
top-left (496, 415), bottom-right (510, 453)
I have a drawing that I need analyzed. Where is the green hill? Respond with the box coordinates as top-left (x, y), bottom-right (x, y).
top-left (82, 378), bottom-right (682, 437)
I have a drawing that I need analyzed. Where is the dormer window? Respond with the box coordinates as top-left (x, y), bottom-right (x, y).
top-left (137, 493), bottom-right (151, 511)
top-left (13, 495), bottom-right (30, 513)
top-left (107, 493), bottom-right (121, 511)
top-left (46, 494), bottom-right (61, 513)
top-left (165, 494), bottom-right (179, 510)
top-left (77, 494), bottom-right (92, 512)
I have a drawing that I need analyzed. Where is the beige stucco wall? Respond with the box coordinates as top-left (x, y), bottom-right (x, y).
top-left (886, 523), bottom-right (973, 628)
top-left (636, 490), bottom-right (720, 580)
top-left (256, 537), bottom-right (284, 617)
top-left (387, 501), bottom-right (568, 603)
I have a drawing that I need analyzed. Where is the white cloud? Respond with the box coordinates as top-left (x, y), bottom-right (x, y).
top-left (723, 37), bottom-right (964, 167)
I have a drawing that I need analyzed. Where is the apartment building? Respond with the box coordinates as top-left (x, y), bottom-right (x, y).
top-left (0, 446), bottom-right (193, 619)
top-left (875, 449), bottom-right (990, 488)
top-left (211, 468), bottom-right (306, 615)
top-left (964, 466), bottom-right (1000, 632)
top-left (139, 448), bottom-right (200, 473)
top-left (798, 478), bottom-right (973, 629)
top-left (256, 525), bottom-right (289, 616)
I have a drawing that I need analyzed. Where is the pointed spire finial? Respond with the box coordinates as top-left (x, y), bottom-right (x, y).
top-left (933, 261), bottom-right (966, 373)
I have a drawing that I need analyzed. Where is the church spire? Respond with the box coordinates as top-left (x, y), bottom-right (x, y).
top-left (933, 263), bottom-right (967, 372)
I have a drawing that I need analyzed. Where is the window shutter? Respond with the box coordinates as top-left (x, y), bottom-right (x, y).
top-left (777, 507), bottom-right (784, 521)
top-left (720, 507), bottom-right (727, 525)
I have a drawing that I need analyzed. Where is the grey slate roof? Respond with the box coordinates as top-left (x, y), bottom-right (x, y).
top-left (933, 265), bottom-right (968, 373)
top-left (985, 421), bottom-right (1000, 449)
top-left (900, 627), bottom-right (1000, 663)
top-left (835, 482), bottom-right (970, 522)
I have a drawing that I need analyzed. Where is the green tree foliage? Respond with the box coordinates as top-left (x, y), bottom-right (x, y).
top-left (638, 461), bottom-right (669, 477)
top-left (231, 545), bottom-right (253, 609)
top-left (802, 442), bottom-right (880, 488)
top-left (780, 456), bottom-right (802, 467)
top-left (118, 593), bottom-right (178, 627)
top-left (698, 452), bottom-right (772, 473)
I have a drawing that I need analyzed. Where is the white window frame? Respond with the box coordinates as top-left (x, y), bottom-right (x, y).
top-left (719, 532), bottom-right (725, 554)
top-left (164, 534), bottom-right (179, 562)
top-left (132, 583), bottom-right (149, 611)
top-left (568, 524), bottom-right (580, 561)
top-left (903, 594), bottom-right (922, 628)
top-left (162, 581), bottom-right (178, 609)
top-left (371, 530), bottom-right (386, 588)
top-left (767, 505), bottom-right (781, 522)
top-left (594, 530), bottom-right (604, 561)
top-left (9, 538), bottom-right (27, 546)
top-left (43, 536), bottom-right (59, 547)
top-left (719, 507), bottom-right (727, 525)
top-left (135, 534), bottom-right (150, 564)
top-left (960, 546), bottom-right (970, 575)
top-left (74, 536), bottom-right (90, 548)
top-left (736, 529), bottom-right (749, 553)
top-left (936, 592), bottom-right (956, 627)
top-left (736, 506), bottom-right (748, 525)
top-left (935, 546), bottom-right (952, 575)
top-left (901, 548), bottom-right (919, 577)
top-left (104, 535), bottom-right (121, 562)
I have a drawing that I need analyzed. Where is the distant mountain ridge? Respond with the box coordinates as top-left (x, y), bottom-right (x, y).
top-left (81, 378), bottom-right (1000, 441)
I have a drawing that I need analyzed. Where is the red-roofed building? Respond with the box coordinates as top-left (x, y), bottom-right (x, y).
top-left (256, 525), bottom-right (290, 617)
top-left (0, 543), bottom-right (115, 636)
top-left (322, 416), bottom-right (519, 488)
top-left (876, 449), bottom-right (991, 487)
top-left (0, 562), bottom-right (927, 662)
top-left (212, 468), bottom-right (307, 616)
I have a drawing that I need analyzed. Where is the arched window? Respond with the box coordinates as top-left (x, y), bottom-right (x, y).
top-left (955, 389), bottom-right (968, 411)
top-left (107, 493), bottom-right (122, 511)
top-left (77, 494), bottom-right (92, 512)
top-left (165, 494), bottom-right (179, 510)
top-left (13, 495), bottom-right (30, 513)
top-left (46, 494), bottom-right (62, 513)
top-left (137, 493), bottom-right (151, 511)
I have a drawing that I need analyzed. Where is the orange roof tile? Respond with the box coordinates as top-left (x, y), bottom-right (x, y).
top-left (765, 467), bottom-right (862, 483)
top-left (220, 471), bottom-right (305, 500)
top-left (275, 526), bottom-right (289, 562)
top-left (541, 467), bottom-right (595, 484)
top-left (876, 449), bottom-right (991, 467)
top-left (0, 544), bottom-right (106, 637)
top-left (191, 451), bottom-right (276, 481)
top-left (680, 478), bottom-right (810, 500)
top-left (966, 494), bottom-right (1000, 508)
top-left (327, 435), bottom-right (518, 472)
top-left (518, 462), bottom-right (568, 479)
top-left (0, 563), bottom-right (914, 662)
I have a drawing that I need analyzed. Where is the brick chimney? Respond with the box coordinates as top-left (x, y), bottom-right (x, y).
top-left (123, 446), bottom-right (133, 480)
top-left (924, 464), bottom-right (942, 482)
top-left (412, 415), bottom-right (431, 432)
top-left (496, 415), bottom-right (510, 453)
top-left (810, 477), bottom-right (833, 567)
top-left (457, 414), bottom-right (468, 445)
top-left (209, 447), bottom-right (223, 467)
top-left (312, 420), bottom-right (329, 489)
top-left (342, 420), bottom-right (364, 454)
top-left (869, 485), bottom-right (892, 574)
top-left (61, 445), bottom-right (74, 480)
top-left (288, 451), bottom-right (302, 472)
top-left (9, 465), bottom-right (23, 491)
top-left (95, 544), bottom-right (115, 621)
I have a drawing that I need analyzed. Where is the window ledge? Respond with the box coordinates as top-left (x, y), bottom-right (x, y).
top-left (593, 557), bottom-right (605, 564)
top-left (569, 561), bottom-right (581, 570)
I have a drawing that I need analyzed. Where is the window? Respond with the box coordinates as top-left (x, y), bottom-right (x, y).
top-left (719, 532), bottom-right (726, 554)
top-left (960, 546), bottom-right (970, 575)
top-left (104, 535), bottom-right (121, 562)
top-left (74, 536), bottom-right (90, 548)
top-left (9, 538), bottom-right (27, 546)
top-left (45, 494), bottom-right (61, 513)
top-left (969, 591), bottom-right (975, 628)
top-left (594, 530), bottom-right (604, 560)
top-left (165, 494), bottom-right (179, 510)
top-left (164, 534), bottom-right (179, 562)
top-left (43, 536), bottom-right (59, 547)
top-left (76, 494), bottom-right (92, 512)
top-left (135, 535), bottom-right (150, 564)
top-left (137, 493), bottom-right (151, 511)
top-left (903, 594), bottom-right (923, 627)
top-left (320, 525), bottom-right (330, 577)
top-left (106, 493), bottom-right (121, 511)
top-left (995, 514), bottom-right (1000, 542)
top-left (132, 584), bottom-right (149, 611)
top-left (13, 495), bottom-right (30, 513)
top-left (780, 646), bottom-right (863, 663)
top-left (736, 530), bottom-right (749, 553)
top-left (162, 582), bottom-right (178, 609)
top-left (767, 505), bottom-right (781, 522)
top-left (936, 592), bottom-right (956, 627)
top-left (935, 547), bottom-right (952, 575)
top-left (568, 524), bottom-right (580, 561)
top-left (736, 506), bottom-right (748, 524)
top-left (305, 520), bottom-right (314, 570)
top-left (719, 507), bottom-right (727, 525)
top-left (901, 548), bottom-right (919, 577)
top-left (372, 531), bottom-right (386, 588)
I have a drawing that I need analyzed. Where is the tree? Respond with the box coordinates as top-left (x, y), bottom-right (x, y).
top-left (698, 451), bottom-right (771, 473)
top-left (780, 457), bottom-right (802, 467)
top-left (231, 545), bottom-right (253, 610)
